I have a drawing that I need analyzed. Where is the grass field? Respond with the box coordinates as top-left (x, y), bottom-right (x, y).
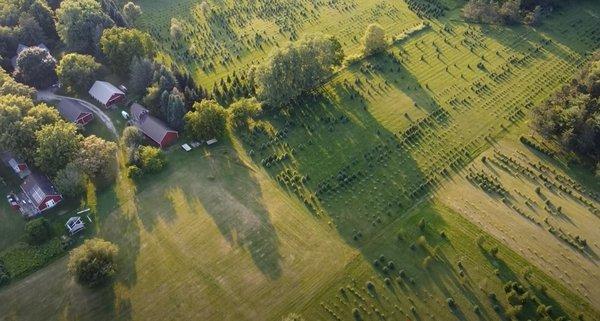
top-left (1, 0), bottom-right (599, 320)
top-left (438, 124), bottom-right (600, 308)
top-left (136, 0), bottom-right (438, 88)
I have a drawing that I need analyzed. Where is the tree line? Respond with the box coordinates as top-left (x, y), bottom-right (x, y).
top-left (461, 0), bottom-right (579, 25)
top-left (532, 51), bottom-right (600, 171)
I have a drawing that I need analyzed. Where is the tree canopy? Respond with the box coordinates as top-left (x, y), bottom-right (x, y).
top-left (100, 27), bottom-right (154, 75)
top-left (533, 52), bottom-right (600, 162)
top-left (34, 121), bottom-right (83, 175)
top-left (68, 238), bottom-right (118, 287)
top-left (56, 53), bottom-right (102, 93)
top-left (184, 99), bottom-right (228, 141)
top-left (56, 0), bottom-right (114, 54)
top-left (75, 135), bottom-right (118, 184)
top-left (252, 33), bottom-right (344, 107)
top-left (229, 97), bottom-right (262, 128)
top-left (14, 47), bottom-right (57, 89)
top-left (362, 23), bottom-right (387, 56)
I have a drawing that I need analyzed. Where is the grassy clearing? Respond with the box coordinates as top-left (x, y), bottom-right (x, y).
top-left (0, 144), bottom-right (361, 320)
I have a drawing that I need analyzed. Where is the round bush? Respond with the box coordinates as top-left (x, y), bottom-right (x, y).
top-left (68, 238), bottom-right (119, 287)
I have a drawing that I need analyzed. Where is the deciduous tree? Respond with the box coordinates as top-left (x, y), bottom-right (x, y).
top-left (68, 238), bottom-right (118, 287)
top-left (56, 53), bottom-right (101, 93)
top-left (100, 27), bottom-right (154, 75)
top-left (362, 23), bottom-right (386, 56)
top-left (56, 0), bottom-right (114, 54)
top-left (34, 121), bottom-right (82, 175)
top-left (14, 47), bottom-right (57, 89)
top-left (184, 99), bottom-right (227, 140)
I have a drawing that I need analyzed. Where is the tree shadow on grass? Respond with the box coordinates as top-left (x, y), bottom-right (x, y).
top-left (141, 141), bottom-right (283, 280)
top-left (192, 147), bottom-right (282, 279)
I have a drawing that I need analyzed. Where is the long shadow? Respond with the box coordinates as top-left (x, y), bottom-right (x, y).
top-left (137, 140), bottom-right (282, 279)
top-left (188, 143), bottom-right (282, 279)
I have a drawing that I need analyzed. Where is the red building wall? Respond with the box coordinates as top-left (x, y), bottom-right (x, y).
top-left (37, 195), bottom-right (63, 212)
top-left (160, 131), bottom-right (178, 148)
top-left (77, 113), bottom-right (94, 125)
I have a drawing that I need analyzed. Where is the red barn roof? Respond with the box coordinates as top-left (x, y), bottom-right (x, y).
top-left (130, 103), bottom-right (178, 148)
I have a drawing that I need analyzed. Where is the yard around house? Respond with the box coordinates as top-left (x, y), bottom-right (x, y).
top-left (1, 0), bottom-right (600, 320)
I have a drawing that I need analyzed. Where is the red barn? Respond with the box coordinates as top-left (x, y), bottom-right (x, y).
top-left (19, 173), bottom-right (62, 217)
top-left (0, 151), bottom-right (30, 178)
top-left (131, 103), bottom-right (178, 148)
top-left (88, 81), bottom-right (125, 107)
top-left (57, 98), bottom-right (94, 126)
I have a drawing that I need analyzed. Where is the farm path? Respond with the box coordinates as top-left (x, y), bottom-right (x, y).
top-left (36, 89), bottom-right (119, 138)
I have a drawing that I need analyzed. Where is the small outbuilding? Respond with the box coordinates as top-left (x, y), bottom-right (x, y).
top-left (0, 151), bottom-right (30, 178)
top-left (18, 173), bottom-right (62, 217)
top-left (88, 81), bottom-right (125, 107)
top-left (57, 98), bottom-right (94, 126)
top-left (65, 216), bottom-right (85, 235)
top-left (130, 103), bottom-right (178, 148)
top-left (11, 43), bottom-right (51, 69)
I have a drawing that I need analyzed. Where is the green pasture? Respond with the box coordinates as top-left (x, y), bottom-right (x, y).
top-left (136, 0), bottom-right (429, 88)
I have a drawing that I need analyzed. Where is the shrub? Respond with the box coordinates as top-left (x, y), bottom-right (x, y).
top-left (68, 238), bottom-right (118, 287)
top-left (0, 260), bottom-right (9, 286)
top-left (352, 308), bottom-right (362, 321)
top-left (121, 126), bottom-right (145, 148)
top-left (127, 165), bottom-right (143, 179)
top-left (417, 218), bottom-right (426, 230)
top-left (139, 146), bottom-right (166, 173)
top-left (446, 297), bottom-right (456, 308)
top-left (25, 218), bottom-right (52, 245)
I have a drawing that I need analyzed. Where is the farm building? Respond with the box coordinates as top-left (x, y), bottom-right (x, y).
top-left (88, 81), bottom-right (125, 107)
top-left (0, 152), bottom-right (30, 178)
top-left (17, 173), bottom-right (62, 218)
top-left (11, 43), bottom-right (51, 69)
top-left (57, 98), bottom-right (94, 126)
top-left (130, 103), bottom-right (178, 148)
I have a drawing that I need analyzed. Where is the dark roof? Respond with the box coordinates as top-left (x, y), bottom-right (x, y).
top-left (21, 173), bottom-right (60, 207)
top-left (130, 103), bottom-right (177, 145)
top-left (57, 99), bottom-right (92, 122)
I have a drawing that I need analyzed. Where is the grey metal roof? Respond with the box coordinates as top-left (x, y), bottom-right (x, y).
top-left (57, 99), bottom-right (93, 123)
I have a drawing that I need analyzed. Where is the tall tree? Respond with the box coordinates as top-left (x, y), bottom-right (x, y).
top-left (14, 47), bottom-right (57, 89)
top-left (56, 0), bottom-right (114, 54)
top-left (56, 53), bottom-right (102, 93)
top-left (184, 99), bottom-right (227, 140)
top-left (75, 135), bottom-right (118, 184)
top-left (253, 33), bottom-right (343, 107)
top-left (128, 56), bottom-right (155, 97)
top-left (122, 2), bottom-right (142, 26)
top-left (100, 27), bottom-right (154, 75)
top-left (166, 87), bottom-right (187, 130)
top-left (34, 120), bottom-right (82, 175)
top-left (362, 23), bottom-right (387, 56)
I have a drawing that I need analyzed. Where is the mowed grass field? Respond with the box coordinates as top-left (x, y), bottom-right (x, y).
top-left (0, 145), bottom-right (361, 321)
top-left (438, 124), bottom-right (600, 308)
top-left (136, 0), bottom-right (432, 87)
top-left (1, 1), bottom-right (600, 320)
